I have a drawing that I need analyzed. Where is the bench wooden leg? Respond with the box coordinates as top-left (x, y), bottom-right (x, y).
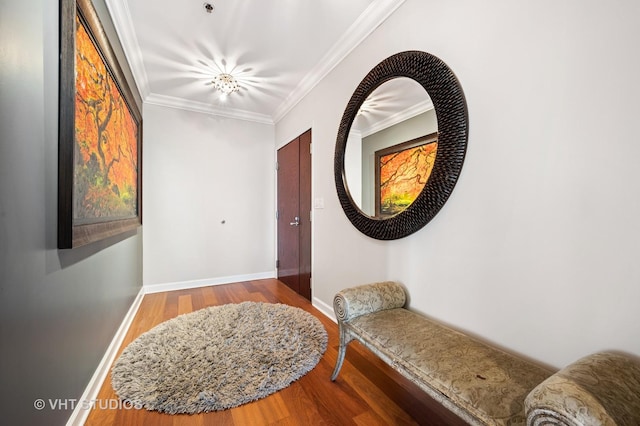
top-left (331, 322), bottom-right (348, 381)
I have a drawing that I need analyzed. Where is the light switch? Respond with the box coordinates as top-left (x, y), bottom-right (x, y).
top-left (314, 197), bottom-right (325, 209)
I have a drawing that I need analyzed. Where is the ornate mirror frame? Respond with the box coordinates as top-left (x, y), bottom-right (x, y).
top-left (334, 51), bottom-right (469, 240)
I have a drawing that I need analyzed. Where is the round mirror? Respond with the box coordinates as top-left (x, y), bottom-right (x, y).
top-left (344, 77), bottom-right (437, 217)
top-left (335, 51), bottom-right (468, 240)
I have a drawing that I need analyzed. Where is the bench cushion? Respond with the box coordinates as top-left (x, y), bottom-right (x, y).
top-left (348, 308), bottom-right (553, 425)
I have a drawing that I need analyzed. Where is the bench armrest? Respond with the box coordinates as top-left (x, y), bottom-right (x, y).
top-left (525, 351), bottom-right (640, 425)
top-left (333, 281), bottom-right (406, 323)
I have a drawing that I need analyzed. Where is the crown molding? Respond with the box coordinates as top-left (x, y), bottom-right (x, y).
top-left (105, 0), bottom-right (150, 99)
top-left (272, 0), bottom-right (406, 123)
top-left (360, 99), bottom-right (434, 138)
top-left (106, 0), bottom-right (271, 124)
top-left (106, 0), bottom-right (405, 124)
top-left (145, 93), bottom-right (274, 124)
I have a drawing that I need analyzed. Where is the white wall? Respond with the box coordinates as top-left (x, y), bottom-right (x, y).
top-left (276, 0), bottom-right (640, 368)
top-left (143, 104), bottom-right (275, 288)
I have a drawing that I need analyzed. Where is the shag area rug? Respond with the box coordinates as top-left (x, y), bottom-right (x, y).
top-left (111, 302), bottom-right (327, 414)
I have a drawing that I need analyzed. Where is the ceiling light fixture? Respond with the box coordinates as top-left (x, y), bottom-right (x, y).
top-left (203, 3), bottom-right (214, 14)
top-left (211, 73), bottom-right (240, 96)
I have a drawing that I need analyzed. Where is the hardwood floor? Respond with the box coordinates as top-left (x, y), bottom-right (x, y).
top-left (84, 279), bottom-right (466, 425)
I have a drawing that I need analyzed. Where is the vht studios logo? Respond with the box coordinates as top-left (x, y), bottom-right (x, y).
top-left (33, 398), bottom-right (142, 411)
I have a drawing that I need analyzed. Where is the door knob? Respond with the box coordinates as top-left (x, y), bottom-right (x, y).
top-left (290, 216), bottom-right (300, 226)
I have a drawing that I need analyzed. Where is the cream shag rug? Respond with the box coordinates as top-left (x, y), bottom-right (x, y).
top-left (111, 302), bottom-right (328, 414)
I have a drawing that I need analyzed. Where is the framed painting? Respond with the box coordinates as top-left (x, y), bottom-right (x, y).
top-left (58, 0), bottom-right (142, 248)
top-left (375, 133), bottom-right (438, 217)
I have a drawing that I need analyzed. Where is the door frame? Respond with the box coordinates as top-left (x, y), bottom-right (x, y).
top-left (275, 128), bottom-right (312, 300)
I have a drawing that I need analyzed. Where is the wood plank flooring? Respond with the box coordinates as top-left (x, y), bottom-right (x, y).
top-left (84, 279), bottom-right (466, 425)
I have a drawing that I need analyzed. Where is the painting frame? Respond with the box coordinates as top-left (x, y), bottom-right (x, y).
top-left (375, 132), bottom-right (438, 217)
top-left (58, 0), bottom-right (142, 249)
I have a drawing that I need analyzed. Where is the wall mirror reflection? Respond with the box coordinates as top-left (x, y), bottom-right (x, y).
top-left (343, 78), bottom-right (437, 218)
top-left (334, 51), bottom-right (468, 240)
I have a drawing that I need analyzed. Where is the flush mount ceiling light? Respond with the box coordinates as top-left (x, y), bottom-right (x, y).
top-left (203, 2), bottom-right (214, 14)
top-left (211, 73), bottom-right (240, 96)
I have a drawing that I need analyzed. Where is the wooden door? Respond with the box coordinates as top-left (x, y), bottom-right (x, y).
top-left (277, 130), bottom-right (312, 300)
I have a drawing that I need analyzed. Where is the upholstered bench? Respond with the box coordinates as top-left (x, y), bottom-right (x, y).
top-left (330, 281), bottom-right (640, 425)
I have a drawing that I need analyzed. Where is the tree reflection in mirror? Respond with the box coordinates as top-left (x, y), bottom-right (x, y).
top-left (344, 77), bottom-right (436, 218)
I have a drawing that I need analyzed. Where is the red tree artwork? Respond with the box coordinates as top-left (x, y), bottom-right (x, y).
top-left (74, 16), bottom-right (138, 222)
top-left (379, 141), bottom-right (437, 216)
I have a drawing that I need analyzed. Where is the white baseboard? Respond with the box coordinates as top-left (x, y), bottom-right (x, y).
top-left (66, 287), bottom-right (145, 426)
top-left (313, 296), bottom-right (337, 323)
top-left (143, 271), bottom-right (276, 294)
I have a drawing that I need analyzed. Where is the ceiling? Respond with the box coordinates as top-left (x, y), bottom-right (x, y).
top-left (352, 77), bottom-right (433, 137)
top-left (106, 0), bottom-right (406, 124)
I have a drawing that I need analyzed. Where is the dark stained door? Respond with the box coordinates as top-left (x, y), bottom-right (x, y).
top-left (277, 130), bottom-right (312, 300)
